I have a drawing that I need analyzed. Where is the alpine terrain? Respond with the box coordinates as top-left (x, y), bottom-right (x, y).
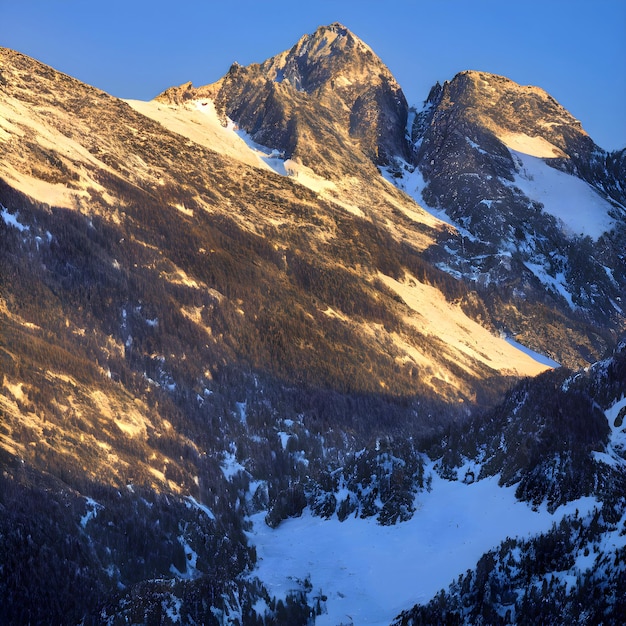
top-left (0, 23), bottom-right (625, 624)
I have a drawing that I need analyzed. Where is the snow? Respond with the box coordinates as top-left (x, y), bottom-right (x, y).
top-left (170, 533), bottom-right (200, 580)
top-left (248, 467), bottom-right (597, 626)
top-left (252, 598), bottom-right (270, 618)
top-left (236, 401), bottom-right (247, 424)
top-left (163, 595), bottom-right (183, 623)
top-left (221, 450), bottom-right (246, 481)
top-left (523, 261), bottom-right (575, 308)
top-left (381, 163), bottom-right (462, 233)
top-left (277, 431), bottom-right (291, 450)
top-left (185, 495), bottom-right (215, 520)
top-left (1, 205), bottom-right (29, 232)
top-left (80, 496), bottom-right (103, 528)
top-left (126, 98), bottom-right (270, 171)
top-left (497, 131), bottom-right (565, 159)
top-left (505, 337), bottom-right (560, 368)
top-left (0, 96), bottom-right (118, 210)
top-left (510, 150), bottom-right (614, 239)
top-left (377, 271), bottom-right (553, 381)
top-left (127, 98), bottom-right (338, 201)
top-left (598, 395), bottom-right (626, 464)
top-left (130, 96), bottom-right (289, 177)
top-left (230, 125), bottom-right (288, 176)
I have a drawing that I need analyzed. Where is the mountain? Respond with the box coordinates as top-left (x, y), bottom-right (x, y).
top-left (396, 70), bottom-right (626, 364)
top-left (157, 23), bottom-right (410, 173)
top-left (1, 23), bottom-right (625, 624)
top-left (157, 25), bottom-right (625, 369)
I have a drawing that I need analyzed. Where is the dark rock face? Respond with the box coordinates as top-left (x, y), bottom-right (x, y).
top-left (403, 70), bottom-right (626, 346)
top-left (252, 22), bottom-right (411, 164)
top-left (159, 23), bottom-right (411, 171)
top-left (412, 71), bottom-right (596, 242)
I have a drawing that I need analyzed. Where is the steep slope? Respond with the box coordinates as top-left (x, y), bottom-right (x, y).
top-left (391, 71), bottom-right (626, 366)
top-left (0, 46), bottom-right (551, 408)
top-left (395, 340), bottom-right (626, 624)
top-left (0, 44), bottom-right (558, 623)
top-left (156, 33), bottom-right (624, 369)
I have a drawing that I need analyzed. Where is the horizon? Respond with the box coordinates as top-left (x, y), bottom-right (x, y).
top-left (1, 1), bottom-right (625, 151)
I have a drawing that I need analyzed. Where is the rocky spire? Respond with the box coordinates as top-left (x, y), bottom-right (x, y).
top-left (157, 24), bottom-right (411, 169)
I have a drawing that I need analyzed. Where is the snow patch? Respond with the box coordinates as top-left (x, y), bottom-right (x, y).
top-left (510, 150), bottom-right (614, 239)
top-left (170, 533), bottom-right (200, 580)
top-left (236, 401), bottom-right (247, 424)
top-left (127, 98), bottom-right (340, 204)
top-left (381, 162), bottom-right (477, 239)
top-left (1, 205), bottom-right (29, 232)
top-left (221, 450), bottom-right (246, 481)
top-left (185, 495), bottom-right (215, 521)
top-left (163, 594), bottom-right (183, 623)
top-left (276, 431), bottom-right (291, 451)
top-left (497, 132), bottom-right (565, 158)
top-left (80, 497), bottom-right (103, 528)
top-left (523, 261), bottom-right (575, 308)
top-left (504, 337), bottom-right (560, 368)
top-left (248, 465), bottom-right (597, 626)
top-left (378, 271), bottom-right (552, 379)
top-left (598, 395), bottom-right (626, 464)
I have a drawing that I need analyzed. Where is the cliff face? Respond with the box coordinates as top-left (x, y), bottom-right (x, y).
top-left (159, 23), bottom-right (410, 174)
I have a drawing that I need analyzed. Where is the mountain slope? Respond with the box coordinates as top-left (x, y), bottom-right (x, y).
top-left (0, 46), bottom-right (551, 409)
top-left (395, 340), bottom-right (626, 624)
top-left (156, 34), bottom-right (625, 369)
top-left (395, 70), bottom-right (626, 363)
top-left (1, 25), bottom-right (625, 624)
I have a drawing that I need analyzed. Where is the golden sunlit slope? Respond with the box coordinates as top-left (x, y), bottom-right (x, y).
top-left (0, 45), bottom-right (551, 408)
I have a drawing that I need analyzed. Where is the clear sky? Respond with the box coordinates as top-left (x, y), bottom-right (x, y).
top-left (1, 0), bottom-right (625, 151)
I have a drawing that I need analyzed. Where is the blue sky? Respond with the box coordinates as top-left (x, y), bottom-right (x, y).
top-left (2, 0), bottom-right (625, 150)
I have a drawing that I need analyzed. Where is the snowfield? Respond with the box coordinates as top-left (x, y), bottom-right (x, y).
top-left (247, 466), bottom-right (597, 625)
top-left (126, 97), bottom-right (336, 195)
top-left (510, 149), bottom-right (615, 240)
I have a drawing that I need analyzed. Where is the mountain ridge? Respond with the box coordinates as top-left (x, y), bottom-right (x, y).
top-left (153, 25), bottom-right (625, 368)
top-left (1, 24), bottom-right (625, 624)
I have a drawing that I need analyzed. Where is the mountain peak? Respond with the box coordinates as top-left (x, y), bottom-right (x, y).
top-left (261, 22), bottom-right (385, 95)
top-left (252, 23), bottom-right (410, 164)
top-left (317, 21), bottom-right (350, 36)
top-left (440, 69), bottom-right (589, 147)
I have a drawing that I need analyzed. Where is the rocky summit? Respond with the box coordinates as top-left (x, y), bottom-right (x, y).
top-left (1, 23), bottom-right (625, 625)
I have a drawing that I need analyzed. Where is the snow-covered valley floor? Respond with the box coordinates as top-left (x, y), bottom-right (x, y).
top-left (247, 467), bottom-right (596, 625)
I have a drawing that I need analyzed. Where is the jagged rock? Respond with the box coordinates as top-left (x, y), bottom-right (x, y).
top-left (157, 23), bottom-right (411, 172)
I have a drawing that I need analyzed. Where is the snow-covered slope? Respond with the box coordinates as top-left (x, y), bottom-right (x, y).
top-left (508, 149), bottom-right (615, 239)
top-left (377, 271), bottom-right (551, 381)
top-left (125, 98), bottom-right (278, 172)
top-left (249, 468), bottom-right (596, 626)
